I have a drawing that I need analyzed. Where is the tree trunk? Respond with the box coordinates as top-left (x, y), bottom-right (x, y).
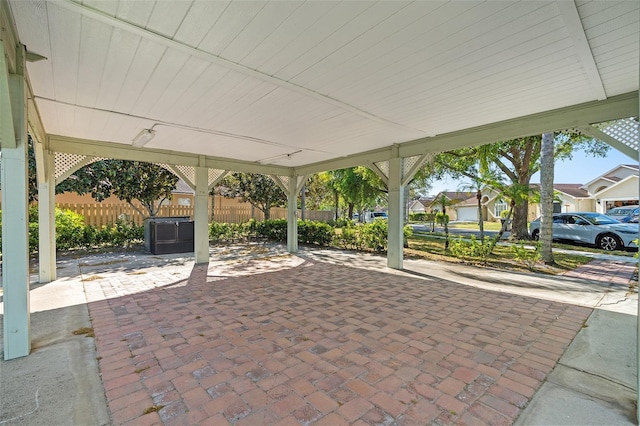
top-left (540, 132), bottom-right (555, 264)
top-left (477, 190), bottom-right (484, 243)
top-left (443, 205), bottom-right (449, 250)
top-left (334, 190), bottom-right (339, 220)
top-left (348, 203), bottom-right (355, 220)
top-left (489, 201), bottom-right (516, 253)
top-left (511, 199), bottom-right (530, 240)
top-left (263, 202), bottom-right (271, 220)
top-left (300, 185), bottom-right (306, 221)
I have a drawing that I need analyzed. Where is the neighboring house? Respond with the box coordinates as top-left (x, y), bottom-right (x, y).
top-left (429, 191), bottom-right (475, 222)
top-left (581, 164), bottom-right (639, 214)
top-left (407, 197), bottom-right (434, 215)
top-left (451, 187), bottom-right (501, 222)
top-left (527, 184), bottom-right (593, 220)
top-left (446, 164), bottom-right (638, 222)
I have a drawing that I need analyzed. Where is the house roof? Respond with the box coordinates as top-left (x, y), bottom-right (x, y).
top-left (173, 179), bottom-right (195, 195)
top-left (418, 197), bottom-right (435, 207)
top-left (551, 184), bottom-right (590, 198)
top-left (583, 164), bottom-right (639, 188)
top-left (430, 191), bottom-right (475, 207)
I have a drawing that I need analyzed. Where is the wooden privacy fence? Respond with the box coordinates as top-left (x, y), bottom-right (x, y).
top-left (56, 203), bottom-right (333, 227)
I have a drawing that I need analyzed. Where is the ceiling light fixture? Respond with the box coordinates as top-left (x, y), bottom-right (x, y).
top-left (25, 51), bottom-right (48, 62)
top-left (132, 129), bottom-right (155, 147)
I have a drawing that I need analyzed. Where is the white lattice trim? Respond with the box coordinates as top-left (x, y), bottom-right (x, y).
top-left (173, 164), bottom-right (195, 185)
top-left (374, 161), bottom-right (390, 180)
top-left (599, 118), bottom-right (639, 150)
top-left (403, 156), bottom-right (420, 173)
top-left (208, 169), bottom-right (227, 187)
top-left (54, 153), bottom-right (86, 179)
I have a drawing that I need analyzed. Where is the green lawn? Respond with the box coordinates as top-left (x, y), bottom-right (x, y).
top-left (406, 234), bottom-right (595, 274)
top-left (448, 221), bottom-right (503, 231)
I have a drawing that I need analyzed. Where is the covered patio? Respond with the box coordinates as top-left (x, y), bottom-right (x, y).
top-left (0, 0), bottom-right (639, 423)
top-left (6, 244), bottom-right (637, 424)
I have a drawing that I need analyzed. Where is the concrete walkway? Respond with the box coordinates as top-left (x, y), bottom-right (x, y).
top-left (0, 244), bottom-right (637, 425)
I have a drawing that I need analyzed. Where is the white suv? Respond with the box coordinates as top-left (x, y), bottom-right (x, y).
top-left (364, 211), bottom-right (388, 223)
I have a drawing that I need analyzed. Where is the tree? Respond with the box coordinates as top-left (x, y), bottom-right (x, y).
top-left (303, 174), bottom-right (335, 211)
top-left (435, 192), bottom-right (457, 250)
top-left (429, 133), bottom-right (608, 239)
top-left (458, 165), bottom-right (488, 243)
top-left (218, 173), bottom-right (286, 220)
top-left (57, 160), bottom-right (178, 217)
top-left (540, 132), bottom-right (555, 264)
top-left (322, 167), bottom-right (386, 219)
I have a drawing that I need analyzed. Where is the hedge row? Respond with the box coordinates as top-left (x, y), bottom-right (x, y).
top-left (0, 207), bottom-right (143, 253)
top-left (210, 218), bottom-right (412, 253)
top-left (1, 209), bottom-right (410, 255)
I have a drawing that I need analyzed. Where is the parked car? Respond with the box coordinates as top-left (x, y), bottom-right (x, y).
top-left (606, 205), bottom-right (639, 223)
top-left (529, 212), bottom-right (638, 251)
top-left (364, 211), bottom-right (388, 223)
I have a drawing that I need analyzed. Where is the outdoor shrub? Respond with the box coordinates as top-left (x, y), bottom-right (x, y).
top-left (209, 221), bottom-right (255, 243)
top-left (255, 219), bottom-right (288, 242)
top-left (435, 212), bottom-right (449, 225)
top-left (210, 221), bottom-right (232, 243)
top-left (332, 226), bottom-right (360, 250)
top-left (409, 212), bottom-right (426, 222)
top-left (512, 241), bottom-right (541, 271)
top-left (331, 220), bottom-right (412, 253)
top-left (449, 235), bottom-right (492, 263)
top-left (109, 220), bottom-right (144, 247)
top-left (297, 220), bottom-right (333, 246)
top-left (328, 217), bottom-right (354, 228)
top-left (55, 208), bottom-right (86, 250)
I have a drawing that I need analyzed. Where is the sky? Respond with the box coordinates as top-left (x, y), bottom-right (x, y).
top-left (427, 148), bottom-right (636, 196)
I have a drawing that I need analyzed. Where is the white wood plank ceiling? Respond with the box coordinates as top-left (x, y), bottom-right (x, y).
top-left (7, 0), bottom-right (640, 168)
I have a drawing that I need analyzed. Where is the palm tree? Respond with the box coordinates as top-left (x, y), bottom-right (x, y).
top-left (436, 192), bottom-right (457, 250)
top-left (540, 132), bottom-right (555, 264)
top-left (458, 176), bottom-right (485, 243)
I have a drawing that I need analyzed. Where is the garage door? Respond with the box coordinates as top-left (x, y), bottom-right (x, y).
top-left (457, 207), bottom-right (478, 221)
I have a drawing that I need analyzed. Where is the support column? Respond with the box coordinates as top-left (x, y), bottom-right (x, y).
top-left (2, 44), bottom-right (31, 359)
top-left (636, 85), bottom-right (639, 424)
top-left (37, 147), bottom-right (56, 283)
top-left (387, 151), bottom-right (404, 269)
top-left (194, 166), bottom-right (209, 264)
top-left (287, 176), bottom-right (298, 253)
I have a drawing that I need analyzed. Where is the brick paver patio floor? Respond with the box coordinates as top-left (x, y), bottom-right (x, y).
top-left (88, 258), bottom-right (593, 425)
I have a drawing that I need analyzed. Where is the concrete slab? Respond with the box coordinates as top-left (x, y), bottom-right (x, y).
top-left (560, 309), bottom-right (637, 390)
top-left (514, 381), bottom-right (634, 425)
top-left (0, 291), bottom-right (109, 425)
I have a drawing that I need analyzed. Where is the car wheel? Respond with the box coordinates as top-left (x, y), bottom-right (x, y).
top-left (531, 229), bottom-right (539, 241)
top-left (597, 233), bottom-right (621, 251)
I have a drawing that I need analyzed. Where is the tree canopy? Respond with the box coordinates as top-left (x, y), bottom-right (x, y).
top-left (216, 173), bottom-right (286, 220)
top-left (427, 133), bottom-right (609, 239)
top-left (57, 160), bottom-right (178, 217)
top-left (320, 167), bottom-right (386, 219)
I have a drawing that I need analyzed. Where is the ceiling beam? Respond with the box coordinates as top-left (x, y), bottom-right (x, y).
top-left (0, 42), bottom-right (16, 149)
top-left (399, 91), bottom-right (638, 158)
top-left (555, 0), bottom-right (607, 100)
top-left (0, 0), bottom-right (18, 73)
top-left (54, 0), bottom-right (422, 135)
top-left (296, 91), bottom-right (638, 175)
top-left (47, 134), bottom-right (292, 176)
